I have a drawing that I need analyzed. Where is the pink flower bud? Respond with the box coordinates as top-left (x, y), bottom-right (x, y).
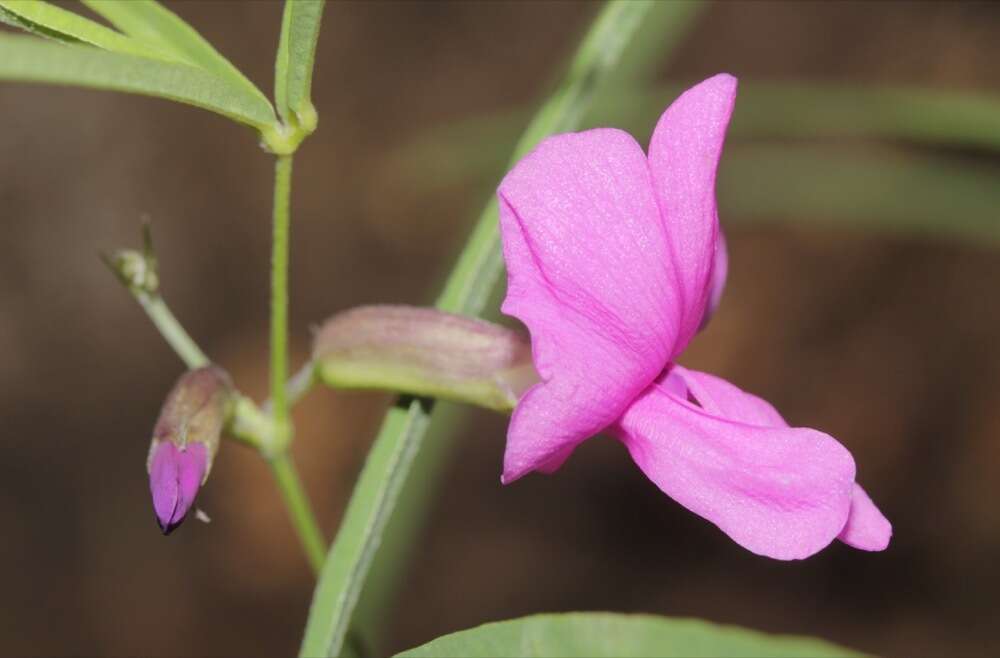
top-left (147, 366), bottom-right (232, 534)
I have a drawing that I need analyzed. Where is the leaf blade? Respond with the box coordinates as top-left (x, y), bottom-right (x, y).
top-left (0, 0), bottom-right (174, 60)
top-left (79, 0), bottom-right (268, 106)
top-left (388, 82), bottom-right (1000, 192)
top-left (396, 613), bottom-right (862, 658)
top-left (275, 0), bottom-right (325, 125)
top-left (721, 144), bottom-right (1000, 243)
top-left (0, 33), bottom-right (276, 129)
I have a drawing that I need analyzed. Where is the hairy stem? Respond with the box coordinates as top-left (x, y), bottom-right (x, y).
top-left (270, 154), bottom-right (293, 429)
top-left (133, 289), bottom-right (209, 369)
top-left (268, 153), bottom-right (327, 573)
top-left (272, 452), bottom-right (327, 573)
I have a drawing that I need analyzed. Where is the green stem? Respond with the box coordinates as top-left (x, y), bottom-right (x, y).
top-left (134, 290), bottom-right (209, 369)
top-left (270, 154), bottom-right (293, 430)
top-left (268, 152), bottom-right (327, 572)
top-left (271, 452), bottom-right (327, 573)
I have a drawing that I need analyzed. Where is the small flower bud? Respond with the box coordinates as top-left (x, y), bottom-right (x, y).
top-left (313, 305), bottom-right (538, 412)
top-left (147, 366), bottom-right (233, 534)
top-left (103, 221), bottom-right (159, 294)
top-left (107, 248), bottom-right (159, 294)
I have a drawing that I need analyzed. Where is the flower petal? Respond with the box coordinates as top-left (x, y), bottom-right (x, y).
top-left (668, 365), bottom-right (891, 553)
top-left (613, 379), bottom-right (856, 559)
top-left (669, 365), bottom-right (784, 427)
top-left (648, 73), bottom-right (737, 352)
top-left (838, 483), bottom-right (892, 551)
top-left (699, 228), bottom-right (729, 331)
top-left (498, 129), bottom-right (683, 482)
top-left (149, 441), bottom-right (207, 534)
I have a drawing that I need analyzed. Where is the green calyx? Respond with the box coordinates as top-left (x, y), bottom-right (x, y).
top-left (313, 305), bottom-right (538, 413)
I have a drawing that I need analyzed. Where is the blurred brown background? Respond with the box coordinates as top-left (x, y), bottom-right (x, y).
top-left (2, 1), bottom-right (999, 656)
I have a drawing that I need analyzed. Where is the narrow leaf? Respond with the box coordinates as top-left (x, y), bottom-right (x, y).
top-left (1, 4), bottom-right (81, 42)
top-left (721, 144), bottom-right (1000, 243)
top-left (0, 0), bottom-right (176, 61)
top-left (396, 613), bottom-right (862, 658)
top-left (609, 0), bottom-right (705, 85)
top-left (80, 0), bottom-right (268, 106)
top-left (0, 33), bottom-right (276, 129)
top-left (606, 82), bottom-right (1000, 151)
top-left (297, 3), bottom-right (670, 657)
top-left (387, 83), bottom-right (1000, 192)
top-left (390, 133), bottom-right (1000, 245)
top-left (275, 0), bottom-right (324, 126)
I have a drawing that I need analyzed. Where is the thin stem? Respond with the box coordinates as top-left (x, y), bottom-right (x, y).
top-left (267, 153), bottom-right (328, 572)
top-left (270, 154), bottom-right (294, 430)
top-left (271, 453), bottom-right (327, 574)
top-left (134, 290), bottom-right (209, 369)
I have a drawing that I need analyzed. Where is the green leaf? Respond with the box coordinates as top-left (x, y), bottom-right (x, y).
top-left (0, 0), bottom-right (175, 61)
top-left (274, 0), bottom-right (324, 127)
top-left (0, 32), bottom-right (276, 129)
top-left (721, 144), bottom-right (1000, 243)
top-left (79, 0), bottom-right (268, 106)
top-left (594, 82), bottom-right (1000, 151)
top-left (0, 3), bottom-right (79, 42)
top-left (383, 80), bottom-right (1000, 245)
top-left (388, 82), bottom-right (1000, 192)
top-left (610, 0), bottom-right (705, 86)
top-left (726, 82), bottom-right (1000, 150)
top-left (297, 2), bottom-right (685, 657)
top-left (396, 613), bottom-right (862, 658)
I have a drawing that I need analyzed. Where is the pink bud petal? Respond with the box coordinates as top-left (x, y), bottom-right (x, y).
top-left (149, 441), bottom-right (207, 534)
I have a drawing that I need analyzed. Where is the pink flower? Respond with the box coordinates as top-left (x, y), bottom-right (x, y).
top-left (497, 74), bottom-right (890, 560)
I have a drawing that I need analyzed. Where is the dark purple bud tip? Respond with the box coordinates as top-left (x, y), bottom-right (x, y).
top-left (149, 441), bottom-right (207, 535)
